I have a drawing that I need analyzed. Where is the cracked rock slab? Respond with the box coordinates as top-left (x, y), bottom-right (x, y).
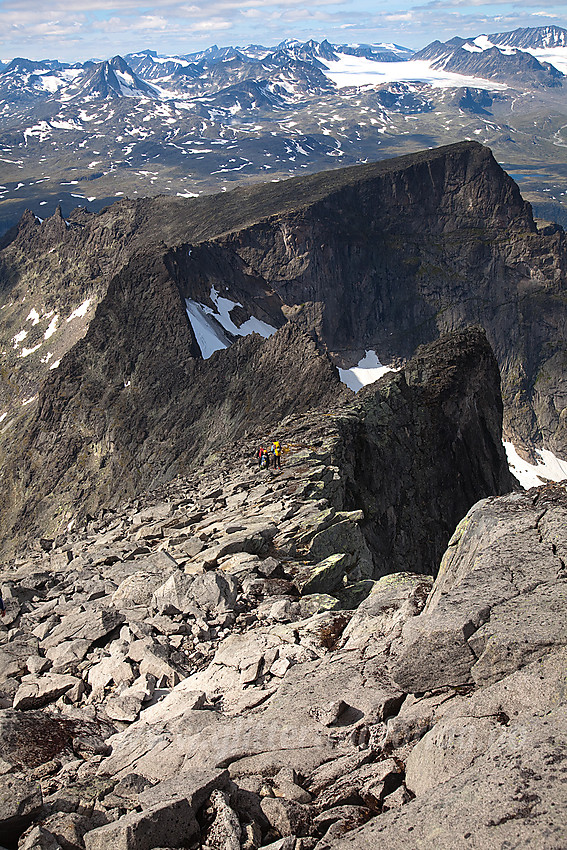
top-left (324, 707), bottom-right (567, 850)
top-left (392, 490), bottom-right (567, 693)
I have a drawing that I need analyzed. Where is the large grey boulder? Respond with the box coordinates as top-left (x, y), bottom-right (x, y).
top-left (189, 572), bottom-right (239, 615)
top-left (298, 554), bottom-right (352, 596)
top-left (83, 798), bottom-right (199, 850)
top-left (17, 825), bottom-right (61, 850)
top-left (324, 707), bottom-right (567, 850)
top-left (151, 572), bottom-right (196, 615)
top-left (340, 572), bottom-right (432, 653)
top-left (87, 651), bottom-right (135, 697)
top-left (0, 639), bottom-right (39, 685)
top-left (204, 789), bottom-right (241, 850)
top-left (308, 515), bottom-right (374, 579)
top-left (41, 608), bottom-right (124, 653)
top-left (405, 646), bottom-right (567, 797)
top-left (13, 674), bottom-right (83, 710)
top-left (112, 571), bottom-right (170, 610)
top-left (84, 767), bottom-right (229, 850)
top-left (95, 709), bottom-right (221, 782)
top-left (392, 488), bottom-right (567, 693)
top-left (105, 674), bottom-right (156, 722)
top-left (0, 775), bottom-right (43, 845)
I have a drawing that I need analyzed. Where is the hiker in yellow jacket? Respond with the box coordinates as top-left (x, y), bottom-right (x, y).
top-left (271, 440), bottom-right (282, 470)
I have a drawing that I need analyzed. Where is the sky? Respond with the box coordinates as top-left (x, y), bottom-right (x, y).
top-left (1, 0), bottom-right (566, 62)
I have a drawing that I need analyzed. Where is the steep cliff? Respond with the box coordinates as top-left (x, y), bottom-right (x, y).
top-left (169, 142), bottom-right (566, 458)
top-left (339, 328), bottom-right (515, 576)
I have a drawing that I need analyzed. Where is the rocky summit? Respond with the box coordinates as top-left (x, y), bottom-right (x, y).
top-left (0, 140), bottom-right (566, 850)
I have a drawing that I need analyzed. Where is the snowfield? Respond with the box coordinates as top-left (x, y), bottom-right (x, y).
top-left (338, 349), bottom-right (397, 391)
top-left (185, 286), bottom-right (276, 359)
top-left (321, 54), bottom-right (508, 91)
top-left (504, 441), bottom-right (567, 488)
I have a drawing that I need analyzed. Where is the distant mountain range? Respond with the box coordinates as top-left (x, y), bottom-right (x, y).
top-left (2, 26), bottom-right (567, 235)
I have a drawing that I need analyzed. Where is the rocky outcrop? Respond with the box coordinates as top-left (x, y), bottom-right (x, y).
top-left (336, 327), bottom-right (516, 576)
top-left (320, 484), bottom-right (567, 850)
top-left (393, 484), bottom-right (567, 691)
top-left (0, 425), bottom-right (563, 848)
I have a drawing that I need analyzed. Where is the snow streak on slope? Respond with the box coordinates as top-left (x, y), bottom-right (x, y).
top-left (185, 299), bottom-right (232, 359)
top-left (185, 287), bottom-right (276, 359)
top-left (504, 441), bottom-right (567, 488)
top-left (338, 349), bottom-right (396, 391)
top-left (204, 287), bottom-right (276, 339)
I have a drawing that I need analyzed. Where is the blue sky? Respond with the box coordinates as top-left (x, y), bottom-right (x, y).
top-left (1, 0), bottom-right (566, 61)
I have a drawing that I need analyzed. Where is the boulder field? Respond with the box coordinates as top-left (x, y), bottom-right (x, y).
top-left (0, 332), bottom-right (564, 850)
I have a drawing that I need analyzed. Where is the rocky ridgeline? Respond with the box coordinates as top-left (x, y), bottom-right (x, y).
top-left (0, 373), bottom-right (565, 848)
top-left (3, 142), bottom-right (567, 558)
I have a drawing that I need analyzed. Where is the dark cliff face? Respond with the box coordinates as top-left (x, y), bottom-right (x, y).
top-left (337, 328), bottom-right (516, 576)
top-left (161, 141), bottom-right (566, 457)
top-left (196, 140), bottom-right (533, 361)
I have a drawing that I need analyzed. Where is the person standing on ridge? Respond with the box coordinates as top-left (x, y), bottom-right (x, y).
top-left (272, 440), bottom-right (282, 470)
top-left (258, 447), bottom-right (269, 469)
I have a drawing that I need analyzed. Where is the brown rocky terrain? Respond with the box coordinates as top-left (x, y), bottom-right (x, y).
top-left (0, 329), bottom-right (563, 849)
top-left (0, 141), bottom-right (567, 552)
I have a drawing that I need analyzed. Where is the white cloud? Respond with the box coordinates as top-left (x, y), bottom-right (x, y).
top-left (1, 0), bottom-right (566, 61)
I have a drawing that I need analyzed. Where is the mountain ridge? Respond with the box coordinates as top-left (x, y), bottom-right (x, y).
top-left (3, 26), bottom-right (567, 237)
top-left (1, 141), bottom-right (566, 554)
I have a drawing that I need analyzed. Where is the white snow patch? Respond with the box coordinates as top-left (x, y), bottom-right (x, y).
top-left (40, 352), bottom-right (53, 364)
top-left (152, 55), bottom-right (191, 66)
top-left (321, 54), bottom-right (508, 91)
top-left (22, 395), bottom-right (37, 406)
top-left (206, 287), bottom-right (276, 338)
top-left (462, 42), bottom-right (484, 54)
top-left (44, 315), bottom-right (59, 339)
top-left (37, 74), bottom-right (64, 93)
top-left (528, 46), bottom-right (567, 75)
top-left (24, 122), bottom-right (52, 142)
top-left (338, 349), bottom-right (396, 391)
top-left (12, 330), bottom-right (27, 347)
top-left (51, 119), bottom-right (82, 130)
top-left (185, 286), bottom-right (277, 358)
top-left (49, 360), bottom-right (61, 370)
top-left (472, 36), bottom-right (495, 50)
top-left (26, 308), bottom-right (40, 325)
top-left (66, 299), bottom-right (91, 322)
top-left (185, 299), bottom-right (232, 359)
top-left (504, 441), bottom-right (567, 489)
top-left (0, 412), bottom-right (6, 423)
top-left (20, 343), bottom-right (42, 357)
